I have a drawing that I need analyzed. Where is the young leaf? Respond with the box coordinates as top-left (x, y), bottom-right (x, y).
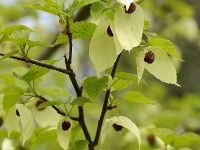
top-left (16, 104), bottom-right (35, 145)
top-left (5, 105), bottom-right (20, 137)
top-left (89, 21), bottom-right (118, 73)
top-left (57, 117), bottom-right (72, 150)
top-left (0, 49), bottom-right (19, 60)
top-left (90, 1), bottom-right (110, 20)
top-left (136, 46), bottom-right (179, 85)
top-left (54, 33), bottom-right (69, 45)
top-left (70, 140), bottom-right (89, 150)
top-left (30, 130), bottom-right (57, 150)
top-left (148, 128), bottom-right (175, 145)
top-left (21, 65), bottom-right (49, 82)
top-left (83, 76), bottom-right (109, 100)
top-left (112, 78), bottom-right (133, 91)
top-left (76, 0), bottom-right (99, 9)
top-left (27, 2), bottom-right (67, 16)
top-left (0, 25), bottom-right (32, 35)
top-left (26, 40), bottom-right (51, 48)
top-left (36, 101), bottom-right (61, 110)
top-left (101, 116), bottom-right (141, 149)
top-left (171, 132), bottom-right (200, 148)
top-left (72, 21), bottom-right (97, 39)
top-left (71, 97), bottom-right (92, 106)
top-left (3, 87), bottom-right (23, 114)
top-left (114, 4), bottom-right (144, 51)
top-left (148, 37), bottom-right (183, 60)
top-left (43, 0), bottom-right (66, 7)
top-left (124, 91), bottom-right (156, 105)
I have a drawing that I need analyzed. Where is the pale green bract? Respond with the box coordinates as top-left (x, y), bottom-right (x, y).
top-left (16, 104), bottom-right (35, 145)
top-left (101, 116), bottom-right (141, 150)
top-left (118, 0), bottom-right (134, 9)
top-left (57, 117), bottom-right (72, 150)
top-left (114, 3), bottom-right (144, 51)
top-left (5, 105), bottom-right (20, 137)
top-left (89, 22), bottom-right (118, 73)
top-left (136, 46), bottom-right (179, 85)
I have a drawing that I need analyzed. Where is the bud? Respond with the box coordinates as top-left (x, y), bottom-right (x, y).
top-left (16, 109), bottom-right (20, 116)
top-left (144, 51), bottom-right (155, 64)
top-left (112, 123), bottom-right (123, 131)
top-left (107, 26), bottom-right (114, 37)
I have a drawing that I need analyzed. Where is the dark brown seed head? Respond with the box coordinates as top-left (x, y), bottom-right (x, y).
top-left (0, 117), bottom-right (3, 127)
top-left (62, 121), bottom-right (71, 131)
top-left (35, 100), bottom-right (45, 111)
top-left (107, 105), bottom-right (117, 110)
top-left (147, 134), bottom-right (156, 146)
top-left (112, 123), bottom-right (123, 131)
top-left (124, 3), bottom-right (136, 14)
top-left (16, 110), bottom-right (20, 116)
top-left (144, 51), bottom-right (155, 64)
top-left (107, 26), bottom-right (114, 37)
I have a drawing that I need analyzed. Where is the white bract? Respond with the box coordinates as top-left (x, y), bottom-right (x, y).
top-left (136, 46), bottom-right (179, 85)
top-left (114, 3), bottom-right (144, 51)
top-left (101, 116), bottom-right (141, 149)
top-left (89, 21), bottom-right (118, 74)
top-left (57, 117), bottom-right (72, 150)
top-left (118, 0), bottom-right (134, 9)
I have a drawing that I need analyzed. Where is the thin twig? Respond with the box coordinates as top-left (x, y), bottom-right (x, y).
top-left (0, 52), bottom-right (73, 75)
top-left (93, 53), bottom-right (122, 146)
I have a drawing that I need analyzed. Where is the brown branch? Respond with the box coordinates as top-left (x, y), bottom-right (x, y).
top-left (93, 53), bottom-right (122, 147)
top-left (0, 52), bottom-right (73, 75)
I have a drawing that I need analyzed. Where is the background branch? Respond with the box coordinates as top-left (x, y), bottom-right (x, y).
top-left (0, 52), bottom-right (73, 75)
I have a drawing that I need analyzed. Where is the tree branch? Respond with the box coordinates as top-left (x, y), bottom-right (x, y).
top-left (93, 53), bottom-right (122, 146)
top-left (0, 52), bottom-right (73, 75)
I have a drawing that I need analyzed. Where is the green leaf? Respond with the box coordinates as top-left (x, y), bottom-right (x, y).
top-left (27, 2), bottom-right (67, 16)
top-left (90, 1), bottom-right (110, 20)
top-left (0, 49), bottom-right (19, 60)
top-left (30, 130), bottom-right (57, 150)
top-left (57, 117), bottom-right (72, 150)
top-left (148, 38), bottom-right (183, 60)
top-left (124, 91), bottom-right (156, 105)
top-left (43, 0), bottom-right (66, 7)
top-left (101, 116), bottom-right (141, 149)
top-left (71, 124), bottom-right (81, 137)
top-left (136, 46), bottom-right (179, 85)
top-left (0, 25), bottom-right (32, 35)
top-left (54, 33), bottom-right (68, 45)
top-left (171, 132), bottom-right (200, 148)
top-left (70, 140), bottom-right (89, 150)
top-left (112, 78), bottom-right (133, 91)
top-left (21, 65), bottom-right (49, 82)
top-left (9, 37), bottom-right (27, 48)
top-left (71, 97), bottom-right (92, 106)
top-left (144, 20), bottom-right (150, 30)
top-left (3, 87), bottom-right (23, 114)
top-left (114, 4), bottom-right (144, 51)
top-left (26, 40), bottom-right (51, 47)
top-left (83, 76), bottom-right (109, 100)
top-left (0, 129), bottom-right (20, 139)
top-left (10, 30), bottom-right (30, 38)
top-left (89, 21), bottom-right (118, 73)
top-left (76, 0), bottom-right (99, 9)
top-left (16, 104), bottom-right (35, 144)
top-left (5, 105), bottom-right (20, 137)
top-left (36, 101), bottom-right (61, 110)
top-left (104, 10), bottom-right (114, 21)
top-left (72, 21), bottom-right (97, 39)
top-left (148, 128), bottom-right (175, 145)
top-left (144, 31), bottom-right (157, 38)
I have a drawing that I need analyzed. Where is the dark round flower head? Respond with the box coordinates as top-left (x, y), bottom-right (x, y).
top-left (147, 134), bottom-right (156, 146)
top-left (144, 51), bottom-right (155, 64)
top-left (0, 117), bottom-right (3, 127)
top-left (107, 26), bottom-right (114, 37)
top-left (16, 109), bottom-right (20, 116)
top-left (35, 100), bottom-right (45, 111)
top-left (124, 3), bottom-right (136, 14)
top-left (62, 121), bottom-right (71, 131)
top-left (107, 105), bottom-right (117, 110)
top-left (112, 123), bottom-right (123, 131)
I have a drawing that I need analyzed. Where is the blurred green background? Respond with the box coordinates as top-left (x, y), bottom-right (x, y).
top-left (0, 0), bottom-right (200, 149)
